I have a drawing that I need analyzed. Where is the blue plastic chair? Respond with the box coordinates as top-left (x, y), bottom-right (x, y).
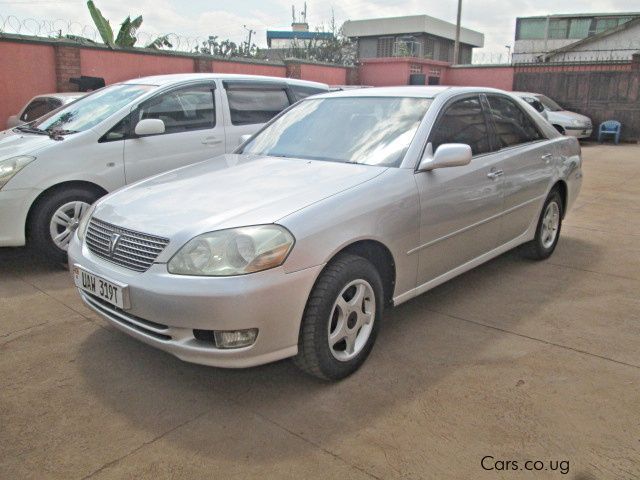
top-left (598, 120), bottom-right (621, 144)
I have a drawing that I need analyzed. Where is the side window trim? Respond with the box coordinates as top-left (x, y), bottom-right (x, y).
top-left (131, 82), bottom-right (217, 138)
top-left (484, 93), bottom-right (547, 150)
top-left (424, 93), bottom-right (495, 161)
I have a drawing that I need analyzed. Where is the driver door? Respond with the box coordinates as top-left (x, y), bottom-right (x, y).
top-left (123, 82), bottom-right (226, 184)
top-left (414, 95), bottom-right (504, 287)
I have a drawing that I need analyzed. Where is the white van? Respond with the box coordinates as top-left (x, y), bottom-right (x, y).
top-left (0, 74), bottom-right (328, 260)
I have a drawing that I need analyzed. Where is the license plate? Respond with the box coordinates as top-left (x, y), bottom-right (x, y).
top-left (73, 265), bottom-right (129, 309)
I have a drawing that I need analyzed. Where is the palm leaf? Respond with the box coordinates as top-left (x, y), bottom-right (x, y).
top-left (146, 35), bottom-right (173, 50)
top-left (87, 1), bottom-right (114, 48)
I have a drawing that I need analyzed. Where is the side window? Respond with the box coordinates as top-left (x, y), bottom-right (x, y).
top-left (487, 95), bottom-right (543, 148)
top-left (226, 86), bottom-right (290, 125)
top-left (136, 85), bottom-right (215, 135)
top-left (290, 85), bottom-right (327, 102)
top-left (430, 97), bottom-right (491, 156)
top-left (21, 99), bottom-right (52, 122)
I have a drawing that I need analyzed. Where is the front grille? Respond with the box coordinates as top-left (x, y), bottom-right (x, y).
top-left (86, 217), bottom-right (170, 272)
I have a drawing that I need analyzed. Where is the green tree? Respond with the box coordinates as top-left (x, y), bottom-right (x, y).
top-left (86, 1), bottom-right (172, 50)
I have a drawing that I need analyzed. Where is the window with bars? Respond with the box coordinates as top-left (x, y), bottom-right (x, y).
top-left (377, 37), bottom-right (394, 57)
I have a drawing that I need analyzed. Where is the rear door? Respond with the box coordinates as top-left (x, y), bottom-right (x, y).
top-left (220, 81), bottom-right (292, 149)
top-left (484, 94), bottom-right (553, 243)
top-left (414, 94), bottom-right (504, 287)
top-left (123, 82), bottom-right (225, 184)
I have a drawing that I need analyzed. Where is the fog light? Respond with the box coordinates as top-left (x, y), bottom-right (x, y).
top-left (214, 329), bottom-right (258, 349)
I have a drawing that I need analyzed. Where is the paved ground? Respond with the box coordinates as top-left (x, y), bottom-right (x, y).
top-left (1, 144), bottom-right (639, 480)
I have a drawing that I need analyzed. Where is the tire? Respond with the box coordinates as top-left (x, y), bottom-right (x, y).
top-left (293, 253), bottom-right (384, 381)
top-left (29, 187), bottom-right (99, 264)
top-left (521, 189), bottom-right (563, 261)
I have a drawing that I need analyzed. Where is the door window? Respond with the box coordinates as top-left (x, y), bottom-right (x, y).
top-left (137, 85), bottom-right (215, 134)
top-left (226, 87), bottom-right (290, 125)
top-left (486, 95), bottom-right (543, 148)
top-left (290, 85), bottom-right (328, 102)
top-left (430, 97), bottom-right (491, 156)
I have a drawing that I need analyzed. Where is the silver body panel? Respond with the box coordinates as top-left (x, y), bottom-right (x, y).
top-left (70, 86), bottom-right (583, 368)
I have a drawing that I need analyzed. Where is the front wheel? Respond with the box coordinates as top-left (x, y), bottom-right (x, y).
top-left (293, 254), bottom-right (383, 381)
top-left (29, 187), bottom-right (99, 264)
top-left (522, 189), bottom-right (563, 260)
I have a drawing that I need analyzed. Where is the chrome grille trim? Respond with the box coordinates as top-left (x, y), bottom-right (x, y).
top-left (86, 217), bottom-right (170, 272)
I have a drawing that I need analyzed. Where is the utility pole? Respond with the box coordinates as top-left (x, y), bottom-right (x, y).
top-left (453, 0), bottom-right (462, 64)
top-left (243, 25), bottom-right (255, 56)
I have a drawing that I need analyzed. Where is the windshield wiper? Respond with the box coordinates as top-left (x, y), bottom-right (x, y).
top-left (14, 125), bottom-right (48, 135)
top-left (47, 128), bottom-right (78, 140)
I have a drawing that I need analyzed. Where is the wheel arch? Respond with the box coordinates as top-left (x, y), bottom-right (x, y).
top-left (327, 239), bottom-right (397, 307)
top-left (551, 180), bottom-right (568, 218)
top-left (25, 180), bottom-right (108, 239)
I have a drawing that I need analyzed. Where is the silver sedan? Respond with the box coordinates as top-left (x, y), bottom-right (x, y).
top-left (68, 86), bottom-right (582, 380)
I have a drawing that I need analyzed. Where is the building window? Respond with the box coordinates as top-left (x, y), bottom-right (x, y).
top-left (424, 37), bottom-right (435, 59)
top-left (548, 19), bottom-right (569, 39)
top-left (410, 64), bottom-right (422, 74)
top-left (516, 18), bottom-right (547, 40)
top-left (377, 37), bottom-right (394, 57)
top-left (568, 18), bottom-right (591, 38)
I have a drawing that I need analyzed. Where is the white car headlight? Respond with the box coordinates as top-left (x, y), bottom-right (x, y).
top-left (76, 203), bottom-right (96, 242)
top-left (168, 225), bottom-right (295, 276)
top-left (0, 155), bottom-right (36, 189)
top-left (570, 118), bottom-right (582, 126)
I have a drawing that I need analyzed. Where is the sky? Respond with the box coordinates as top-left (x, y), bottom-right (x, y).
top-left (0, 0), bottom-right (638, 58)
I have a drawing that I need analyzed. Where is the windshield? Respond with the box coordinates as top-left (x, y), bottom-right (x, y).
top-left (30, 84), bottom-right (154, 133)
top-left (241, 97), bottom-right (432, 167)
top-left (536, 94), bottom-right (563, 112)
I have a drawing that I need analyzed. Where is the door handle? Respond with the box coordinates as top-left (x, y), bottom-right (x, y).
top-left (487, 169), bottom-right (504, 180)
top-left (202, 137), bottom-right (222, 146)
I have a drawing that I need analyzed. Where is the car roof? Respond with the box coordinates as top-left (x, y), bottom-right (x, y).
top-left (33, 92), bottom-right (85, 100)
top-left (311, 86), bottom-right (512, 99)
top-left (512, 91), bottom-right (541, 97)
top-left (123, 73), bottom-right (329, 89)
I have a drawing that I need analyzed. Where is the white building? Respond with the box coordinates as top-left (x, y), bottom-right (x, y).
top-left (513, 13), bottom-right (640, 63)
top-left (342, 15), bottom-right (484, 64)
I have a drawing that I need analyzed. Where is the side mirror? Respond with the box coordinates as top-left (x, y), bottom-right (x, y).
top-left (239, 134), bottom-right (252, 145)
top-left (418, 143), bottom-right (472, 171)
top-left (7, 115), bottom-right (20, 129)
top-left (134, 118), bottom-right (165, 136)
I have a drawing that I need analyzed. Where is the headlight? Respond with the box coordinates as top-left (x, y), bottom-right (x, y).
top-left (0, 155), bottom-right (36, 189)
top-left (571, 119), bottom-right (582, 126)
top-left (76, 204), bottom-right (96, 242)
top-left (168, 225), bottom-right (295, 276)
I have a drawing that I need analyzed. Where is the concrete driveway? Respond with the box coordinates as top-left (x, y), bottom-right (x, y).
top-left (1, 144), bottom-right (639, 479)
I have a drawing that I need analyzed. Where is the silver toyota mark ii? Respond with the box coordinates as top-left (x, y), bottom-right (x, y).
top-left (69, 87), bottom-right (582, 380)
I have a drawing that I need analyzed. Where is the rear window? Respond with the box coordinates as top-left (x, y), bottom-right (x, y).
top-left (226, 87), bottom-right (291, 125)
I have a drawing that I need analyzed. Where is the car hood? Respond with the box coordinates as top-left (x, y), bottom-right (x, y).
top-left (93, 154), bottom-right (387, 240)
top-left (0, 129), bottom-right (56, 158)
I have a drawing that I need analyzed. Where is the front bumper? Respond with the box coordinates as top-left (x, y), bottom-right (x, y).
top-left (0, 188), bottom-right (40, 247)
top-left (68, 237), bottom-right (324, 368)
top-left (565, 127), bottom-right (592, 139)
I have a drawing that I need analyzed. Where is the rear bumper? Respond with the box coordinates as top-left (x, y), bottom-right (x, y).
top-left (68, 236), bottom-right (324, 368)
top-left (0, 188), bottom-right (39, 247)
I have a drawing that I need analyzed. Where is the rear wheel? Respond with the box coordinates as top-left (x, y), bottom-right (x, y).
top-left (29, 188), bottom-right (99, 264)
top-left (522, 189), bottom-right (563, 260)
top-left (293, 254), bottom-right (383, 381)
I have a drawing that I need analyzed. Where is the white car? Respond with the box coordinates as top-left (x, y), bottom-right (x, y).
top-left (512, 92), bottom-right (592, 139)
top-left (6, 92), bottom-right (86, 129)
top-left (0, 74), bottom-right (329, 261)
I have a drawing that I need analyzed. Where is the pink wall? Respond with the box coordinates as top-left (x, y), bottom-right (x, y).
top-left (0, 41), bottom-right (56, 127)
top-left (358, 57), bottom-right (449, 86)
top-left (80, 49), bottom-right (194, 84)
top-left (443, 66), bottom-right (515, 91)
top-left (298, 63), bottom-right (348, 85)
top-left (211, 60), bottom-right (286, 77)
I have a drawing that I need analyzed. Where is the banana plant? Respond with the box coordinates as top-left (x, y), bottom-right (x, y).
top-left (86, 1), bottom-right (171, 50)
